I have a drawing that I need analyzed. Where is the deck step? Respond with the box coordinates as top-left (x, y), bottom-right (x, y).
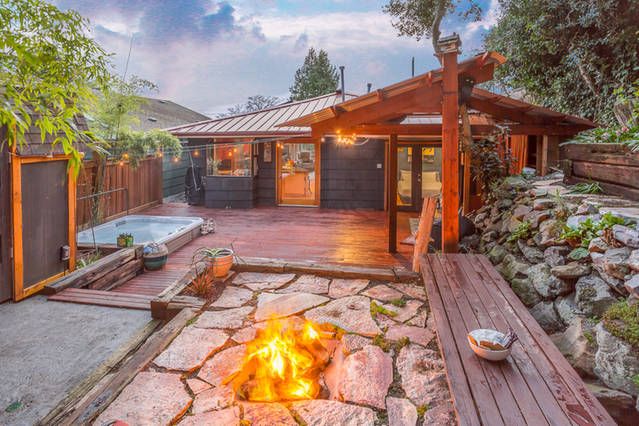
top-left (48, 288), bottom-right (153, 310)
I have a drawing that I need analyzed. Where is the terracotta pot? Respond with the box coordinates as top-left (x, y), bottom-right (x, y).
top-left (208, 249), bottom-right (234, 278)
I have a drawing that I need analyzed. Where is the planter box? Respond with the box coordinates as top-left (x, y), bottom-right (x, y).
top-left (560, 142), bottom-right (639, 200)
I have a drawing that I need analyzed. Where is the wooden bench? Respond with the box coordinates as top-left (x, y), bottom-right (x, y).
top-left (420, 254), bottom-right (615, 426)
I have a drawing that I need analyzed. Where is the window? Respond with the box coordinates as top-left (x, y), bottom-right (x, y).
top-left (207, 143), bottom-right (252, 176)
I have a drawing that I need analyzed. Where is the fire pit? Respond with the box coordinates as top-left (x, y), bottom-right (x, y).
top-left (224, 318), bottom-right (331, 402)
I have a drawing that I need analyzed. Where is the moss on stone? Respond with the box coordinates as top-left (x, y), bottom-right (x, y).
top-left (602, 301), bottom-right (639, 348)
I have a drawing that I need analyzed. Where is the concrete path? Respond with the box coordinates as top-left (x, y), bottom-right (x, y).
top-left (0, 296), bottom-right (152, 426)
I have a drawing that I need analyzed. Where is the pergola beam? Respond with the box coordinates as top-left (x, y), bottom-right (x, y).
top-left (343, 123), bottom-right (588, 137)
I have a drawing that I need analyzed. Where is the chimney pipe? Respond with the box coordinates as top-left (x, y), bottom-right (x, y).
top-left (367, 83), bottom-right (372, 93)
top-left (411, 57), bottom-right (415, 77)
top-left (339, 66), bottom-right (345, 102)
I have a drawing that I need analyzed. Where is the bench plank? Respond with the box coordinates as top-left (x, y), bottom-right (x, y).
top-left (421, 254), bottom-right (616, 426)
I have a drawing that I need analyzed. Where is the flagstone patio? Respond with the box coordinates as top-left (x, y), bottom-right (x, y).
top-left (94, 273), bottom-right (455, 426)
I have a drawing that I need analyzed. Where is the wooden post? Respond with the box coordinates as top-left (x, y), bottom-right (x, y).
top-left (388, 134), bottom-right (398, 253)
top-left (460, 104), bottom-right (472, 215)
top-left (439, 34), bottom-right (461, 253)
top-left (537, 135), bottom-right (547, 176)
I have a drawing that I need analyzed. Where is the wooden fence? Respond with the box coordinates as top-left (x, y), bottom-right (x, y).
top-left (77, 156), bottom-right (163, 228)
top-left (560, 142), bottom-right (639, 200)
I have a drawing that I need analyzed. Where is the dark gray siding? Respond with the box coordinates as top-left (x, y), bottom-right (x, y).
top-left (203, 176), bottom-right (257, 209)
top-left (256, 142), bottom-right (276, 206)
top-left (162, 155), bottom-right (189, 198)
top-left (320, 138), bottom-right (385, 210)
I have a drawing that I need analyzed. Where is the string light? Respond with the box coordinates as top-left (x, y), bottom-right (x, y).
top-left (118, 160), bottom-right (124, 167)
top-left (173, 156), bottom-right (180, 163)
top-left (193, 150), bottom-right (200, 157)
top-left (122, 152), bottom-right (129, 160)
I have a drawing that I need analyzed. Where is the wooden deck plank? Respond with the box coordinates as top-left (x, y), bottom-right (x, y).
top-left (474, 255), bottom-right (615, 426)
top-left (419, 256), bottom-right (480, 426)
top-left (48, 288), bottom-right (153, 310)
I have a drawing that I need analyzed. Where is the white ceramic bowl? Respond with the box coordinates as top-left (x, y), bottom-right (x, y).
top-left (467, 329), bottom-right (512, 361)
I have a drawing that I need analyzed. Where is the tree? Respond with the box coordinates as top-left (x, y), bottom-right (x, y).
top-left (217, 95), bottom-right (282, 118)
top-left (383, 0), bottom-right (482, 53)
top-left (485, 0), bottom-right (639, 125)
top-left (0, 0), bottom-right (111, 171)
top-left (290, 48), bottom-right (339, 101)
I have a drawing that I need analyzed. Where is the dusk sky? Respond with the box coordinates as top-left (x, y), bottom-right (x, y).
top-left (55, 1), bottom-right (500, 117)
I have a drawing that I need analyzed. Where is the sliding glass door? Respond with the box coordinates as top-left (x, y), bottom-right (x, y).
top-left (277, 142), bottom-right (319, 206)
top-left (397, 144), bottom-right (442, 211)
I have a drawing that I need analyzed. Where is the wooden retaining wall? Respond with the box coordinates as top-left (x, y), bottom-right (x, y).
top-left (560, 142), bottom-right (639, 200)
top-left (77, 157), bottom-right (163, 228)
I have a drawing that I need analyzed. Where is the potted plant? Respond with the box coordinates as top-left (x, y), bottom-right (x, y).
top-left (126, 233), bottom-right (134, 247)
top-left (193, 247), bottom-right (234, 278)
top-left (143, 243), bottom-right (169, 270)
top-left (117, 233), bottom-right (128, 248)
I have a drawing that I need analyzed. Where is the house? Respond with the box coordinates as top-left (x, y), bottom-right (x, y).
top-left (167, 41), bottom-right (595, 252)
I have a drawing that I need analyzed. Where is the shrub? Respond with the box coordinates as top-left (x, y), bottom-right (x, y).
top-left (602, 301), bottom-right (639, 348)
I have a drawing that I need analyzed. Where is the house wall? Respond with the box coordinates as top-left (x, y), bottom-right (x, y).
top-left (256, 141), bottom-right (276, 206)
top-left (320, 138), bottom-right (385, 210)
top-left (162, 155), bottom-right (189, 198)
top-left (203, 176), bottom-right (257, 209)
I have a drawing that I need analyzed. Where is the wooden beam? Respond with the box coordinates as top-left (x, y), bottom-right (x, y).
top-left (341, 123), bottom-right (588, 137)
top-left (440, 36), bottom-right (461, 253)
top-left (388, 134), bottom-right (398, 253)
top-left (460, 105), bottom-right (473, 215)
top-left (468, 97), bottom-right (547, 125)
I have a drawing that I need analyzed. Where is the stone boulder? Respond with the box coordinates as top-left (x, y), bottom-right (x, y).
top-left (550, 317), bottom-right (597, 378)
top-left (517, 240), bottom-right (544, 263)
top-left (551, 262), bottom-right (591, 280)
top-left (625, 275), bottom-right (639, 299)
top-left (575, 275), bottom-right (618, 318)
top-left (576, 203), bottom-right (599, 215)
top-left (533, 198), bottom-right (555, 211)
top-left (513, 204), bottom-right (533, 220)
top-left (586, 383), bottom-right (639, 426)
top-left (529, 263), bottom-right (572, 300)
top-left (544, 246), bottom-right (571, 267)
top-left (627, 250), bottom-right (639, 272)
top-left (529, 301), bottom-right (564, 333)
top-left (595, 323), bottom-right (639, 396)
top-left (554, 294), bottom-right (578, 325)
top-left (511, 277), bottom-right (542, 308)
top-left (602, 247), bottom-right (632, 280)
top-left (589, 237), bottom-right (610, 254)
top-left (534, 219), bottom-right (564, 248)
top-left (523, 209), bottom-right (552, 229)
top-left (496, 254), bottom-right (530, 282)
top-left (613, 225), bottom-right (639, 248)
top-left (566, 214), bottom-right (600, 229)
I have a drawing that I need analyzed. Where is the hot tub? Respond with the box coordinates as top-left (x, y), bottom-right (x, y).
top-left (77, 215), bottom-right (204, 253)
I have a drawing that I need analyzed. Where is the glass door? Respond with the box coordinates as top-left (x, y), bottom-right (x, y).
top-left (397, 145), bottom-right (442, 211)
top-left (277, 142), bottom-right (319, 206)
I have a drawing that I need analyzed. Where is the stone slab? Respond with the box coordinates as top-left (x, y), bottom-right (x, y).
top-left (210, 286), bottom-right (254, 308)
top-left (328, 279), bottom-right (370, 299)
top-left (386, 324), bottom-right (435, 347)
top-left (179, 406), bottom-right (240, 425)
top-left (336, 345), bottom-right (393, 409)
top-left (361, 284), bottom-right (404, 302)
top-left (277, 275), bottom-right (330, 294)
top-left (240, 402), bottom-right (297, 426)
top-left (305, 296), bottom-right (381, 336)
top-left (386, 397), bottom-right (417, 426)
top-left (233, 272), bottom-right (295, 291)
top-left (191, 385), bottom-right (234, 413)
top-left (195, 306), bottom-right (254, 329)
top-left (396, 345), bottom-right (449, 407)
top-left (153, 327), bottom-right (228, 372)
top-left (390, 283), bottom-right (427, 301)
top-left (254, 292), bottom-right (329, 321)
top-left (291, 400), bottom-right (376, 426)
top-left (198, 344), bottom-right (246, 386)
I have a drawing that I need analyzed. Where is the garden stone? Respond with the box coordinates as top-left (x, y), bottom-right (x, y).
top-left (624, 275), bottom-right (639, 299)
top-left (517, 240), bottom-right (544, 263)
top-left (381, 299), bottom-right (424, 322)
top-left (612, 225), bottom-right (639, 248)
top-left (591, 254), bottom-right (626, 294)
top-left (341, 334), bottom-right (371, 353)
top-left (589, 237), bottom-right (609, 254)
top-left (627, 250), bottom-right (639, 272)
top-left (277, 275), bottom-right (330, 294)
top-left (153, 327), bottom-right (228, 372)
top-left (421, 400), bottom-right (456, 425)
top-left (544, 246), bottom-right (571, 267)
top-left (554, 294), bottom-right (579, 324)
top-left (305, 295), bottom-right (381, 336)
top-left (390, 283), bottom-right (427, 301)
top-left (602, 247), bottom-right (632, 279)
top-left (481, 230), bottom-right (498, 243)
top-left (585, 383), bottom-right (639, 426)
top-left (534, 198), bottom-right (555, 211)
top-left (506, 215), bottom-right (522, 234)
top-left (291, 400), bottom-right (376, 426)
top-left (511, 277), bottom-right (542, 307)
top-left (595, 323), bottom-right (639, 395)
top-left (550, 317), bottom-right (596, 377)
top-left (487, 244), bottom-right (507, 264)
top-left (328, 279), bottom-right (370, 298)
top-left (180, 407), bottom-right (240, 426)
top-left (94, 372), bottom-right (192, 426)
top-left (198, 344), bottom-right (246, 386)
top-left (396, 344), bottom-right (450, 407)
top-left (195, 306), bottom-right (254, 329)
top-left (503, 175), bottom-right (529, 189)
top-left (529, 263), bottom-right (572, 299)
top-left (529, 301), bottom-right (564, 333)
top-left (566, 214), bottom-right (600, 229)
top-left (254, 292), bottom-right (329, 321)
top-left (210, 286), bottom-right (253, 308)
top-left (233, 272), bottom-right (296, 291)
top-left (497, 254), bottom-right (530, 282)
top-left (523, 209), bottom-right (551, 229)
top-left (599, 206), bottom-right (639, 223)
top-left (241, 402), bottom-right (297, 426)
top-left (474, 212), bottom-right (488, 227)
top-left (513, 204), bottom-right (533, 220)
top-left (498, 198), bottom-right (514, 210)
top-left (335, 345), bottom-right (393, 409)
top-left (534, 219), bottom-right (564, 248)
top-left (386, 397), bottom-right (417, 426)
top-left (385, 324), bottom-right (435, 347)
top-left (191, 385), bottom-right (234, 413)
top-left (575, 275), bottom-right (618, 317)
top-left (361, 284), bottom-right (403, 302)
top-left (576, 203), bottom-right (599, 215)
top-left (551, 262), bottom-right (591, 280)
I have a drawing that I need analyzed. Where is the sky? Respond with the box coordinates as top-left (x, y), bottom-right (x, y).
top-left (54, 0), bottom-right (500, 117)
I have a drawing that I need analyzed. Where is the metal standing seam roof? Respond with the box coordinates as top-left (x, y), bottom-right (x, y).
top-left (165, 92), bottom-right (357, 138)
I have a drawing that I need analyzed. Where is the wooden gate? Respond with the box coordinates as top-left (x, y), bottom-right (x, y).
top-left (11, 154), bottom-right (76, 300)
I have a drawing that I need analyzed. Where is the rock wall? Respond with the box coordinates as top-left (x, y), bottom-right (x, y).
top-left (467, 173), bottom-right (639, 421)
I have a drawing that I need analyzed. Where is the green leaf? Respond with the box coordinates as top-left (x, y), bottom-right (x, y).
top-left (5, 401), bottom-right (21, 413)
top-left (568, 247), bottom-right (590, 261)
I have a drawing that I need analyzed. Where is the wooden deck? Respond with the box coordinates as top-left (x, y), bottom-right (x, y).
top-left (141, 204), bottom-right (416, 269)
top-left (420, 254), bottom-right (615, 426)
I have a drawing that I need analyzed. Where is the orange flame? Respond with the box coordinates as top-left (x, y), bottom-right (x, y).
top-left (225, 318), bottom-right (329, 402)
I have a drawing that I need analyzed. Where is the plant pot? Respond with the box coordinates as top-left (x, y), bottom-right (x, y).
top-left (208, 248), bottom-right (234, 278)
top-left (126, 236), bottom-right (134, 247)
top-left (143, 244), bottom-right (169, 271)
top-left (117, 236), bottom-right (128, 248)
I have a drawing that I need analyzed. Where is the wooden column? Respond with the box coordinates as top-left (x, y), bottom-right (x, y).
top-left (460, 104), bottom-right (472, 215)
top-left (388, 134), bottom-right (398, 253)
top-left (439, 35), bottom-right (461, 253)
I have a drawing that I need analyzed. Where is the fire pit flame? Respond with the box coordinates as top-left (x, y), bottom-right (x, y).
top-left (224, 318), bottom-right (330, 402)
